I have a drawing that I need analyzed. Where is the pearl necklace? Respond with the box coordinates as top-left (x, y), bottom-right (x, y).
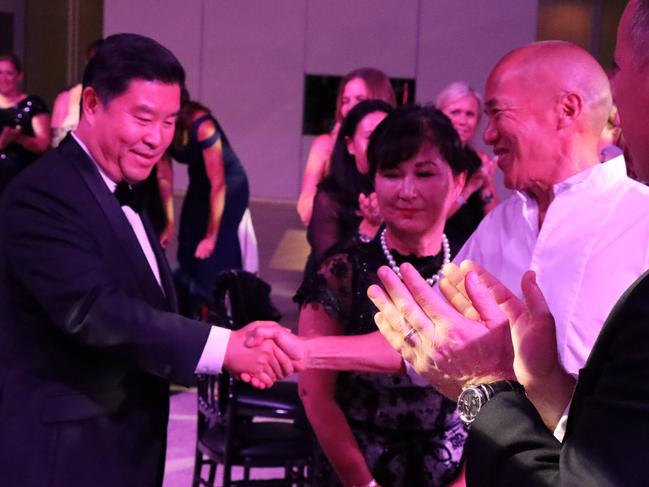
top-left (380, 228), bottom-right (450, 286)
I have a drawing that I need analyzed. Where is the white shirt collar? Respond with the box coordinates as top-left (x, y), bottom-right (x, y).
top-left (515, 155), bottom-right (627, 205)
top-left (70, 131), bottom-right (117, 193)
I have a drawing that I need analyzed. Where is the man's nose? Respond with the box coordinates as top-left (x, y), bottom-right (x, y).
top-left (143, 124), bottom-right (163, 147)
top-left (483, 119), bottom-right (497, 145)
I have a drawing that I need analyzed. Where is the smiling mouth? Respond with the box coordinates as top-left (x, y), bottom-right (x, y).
top-left (132, 151), bottom-right (159, 161)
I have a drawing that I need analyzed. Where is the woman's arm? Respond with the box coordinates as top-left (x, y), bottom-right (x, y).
top-left (297, 133), bottom-right (333, 225)
top-left (446, 169), bottom-right (484, 218)
top-left (194, 116), bottom-right (226, 259)
top-left (298, 303), bottom-right (376, 487)
top-left (308, 190), bottom-right (343, 258)
top-left (16, 112), bottom-right (51, 153)
top-left (304, 330), bottom-right (404, 373)
top-left (156, 154), bottom-right (175, 248)
top-left (478, 151), bottom-right (499, 213)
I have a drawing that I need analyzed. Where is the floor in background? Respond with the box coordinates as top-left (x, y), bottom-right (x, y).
top-left (163, 197), bottom-right (308, 486)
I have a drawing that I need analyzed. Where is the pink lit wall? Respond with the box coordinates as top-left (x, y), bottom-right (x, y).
top-left (104, 0), bottom-right (538, 200)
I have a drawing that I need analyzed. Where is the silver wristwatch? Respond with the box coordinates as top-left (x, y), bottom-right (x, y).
top-left (457, 380), bottom-right (525, 424)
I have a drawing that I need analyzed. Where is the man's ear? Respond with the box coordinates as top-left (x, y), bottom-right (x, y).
top-left (80, 86), bottom-right (101, 123)
top-left (557, 92), bottom-right (583, 129)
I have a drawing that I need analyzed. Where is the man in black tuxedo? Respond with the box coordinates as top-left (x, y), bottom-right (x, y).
top-left (367, 0), bottom-right (649, 485)
top-left (0, 34), bottom-right (294, 486)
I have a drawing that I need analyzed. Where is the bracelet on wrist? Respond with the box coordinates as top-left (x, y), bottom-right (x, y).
top-left (481, 192), bottom-right (494, 204)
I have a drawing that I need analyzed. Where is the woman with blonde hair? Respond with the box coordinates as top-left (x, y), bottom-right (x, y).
top-left (297, 67), bottom-right (396, 225)
top-left (436, 81), bottom-right (498, 248)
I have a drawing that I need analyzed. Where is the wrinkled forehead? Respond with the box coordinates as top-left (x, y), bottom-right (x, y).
top-left (484, 61), bottom-right (522, 101)
top-left (486, 52), bottom-right (555, 104)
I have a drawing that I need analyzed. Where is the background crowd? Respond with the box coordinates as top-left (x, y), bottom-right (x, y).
top-left (0, 3), bottom-right (644, 484)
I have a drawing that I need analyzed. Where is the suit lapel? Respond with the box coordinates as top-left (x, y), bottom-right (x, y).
top-left (59, 135), bottom-right (170, 309)
top-left (566, 268), bottom-right (649, 437)
top-left (140, 211), bottom-right (178, 312)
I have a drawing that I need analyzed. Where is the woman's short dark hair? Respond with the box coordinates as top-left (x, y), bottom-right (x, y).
top-left (82, 33), bottom-right (185, 106)
top-left (0, 53), bottom-right (22, 73)
top-left (367, 104), bottom-right (468, 179)
top-left (319, 100), bottom-right (394, 207)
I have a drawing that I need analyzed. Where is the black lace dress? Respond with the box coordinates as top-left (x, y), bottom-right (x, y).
top-left (300, 236), bottom-right (467, 486)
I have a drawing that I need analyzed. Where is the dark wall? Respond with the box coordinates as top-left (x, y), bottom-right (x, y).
top-left (23, 0), bottom-right (103, 107)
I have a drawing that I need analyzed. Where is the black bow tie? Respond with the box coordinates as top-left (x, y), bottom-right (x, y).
top-left (114, 181), bottom-right (143, 213)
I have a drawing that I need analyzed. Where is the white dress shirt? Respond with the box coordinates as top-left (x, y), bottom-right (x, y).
top-left (71, 133), bottom-right (230, 375)
top-left (456, 156), bottom-right (649, 440)
top-left (455, 156), bottom-right (649, 378)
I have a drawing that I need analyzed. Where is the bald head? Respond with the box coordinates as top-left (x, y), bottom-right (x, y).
top-left (489, 41), bottom-right (612, 137)
top-left (483, 41), bottom-right (612, 193)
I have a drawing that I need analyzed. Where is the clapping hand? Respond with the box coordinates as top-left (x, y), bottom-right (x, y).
top-left (367, 262), bottom-right (516, 399)
top-left (0, 126), bottom-right (20, 151)
top-left (441, 261), bottom-right (575, 428)
top-left (358, 192), bottom-right (382, 227)
top-left (223, 321), bottom-right (303, 389)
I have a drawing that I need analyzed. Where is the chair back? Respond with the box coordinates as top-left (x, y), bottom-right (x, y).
top-left (193, 270), bottom-right (312, 486)
top-left (210, 270), bottom-right (282, 330)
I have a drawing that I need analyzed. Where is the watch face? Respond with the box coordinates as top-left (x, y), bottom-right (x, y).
top-left (458, 387), bottom-right (483, 424)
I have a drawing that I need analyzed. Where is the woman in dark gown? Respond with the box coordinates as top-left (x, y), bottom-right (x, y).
top-left (307, 100), bottom-right (394, 258)
top-left (296, 100), bottom-right (393, 309)
top-left (295, 105), bottom-right (470, 486)
top-left (167, 92), bottom-right (249, 317)
top-left (0, 53), bottom-right (50, 194)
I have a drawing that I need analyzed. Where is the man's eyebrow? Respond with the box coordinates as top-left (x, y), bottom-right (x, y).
top-left (414, 159), bottom-right (438, 167)
top-left (132, 105), bottom-right (180, 118)
top-left (132, 104), bottom-right (156, 114)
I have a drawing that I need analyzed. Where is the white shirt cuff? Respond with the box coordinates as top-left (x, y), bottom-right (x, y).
top-left (194, 326), bottom-right (232, 375)
top-left (553, 401), bottom-right (571, 442)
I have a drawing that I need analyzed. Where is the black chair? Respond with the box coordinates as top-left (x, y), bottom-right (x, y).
top-left (192, 270), bottom-right (313, 487)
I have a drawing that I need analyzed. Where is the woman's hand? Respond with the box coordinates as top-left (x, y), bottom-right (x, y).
top-left (358, 192), bottom-right (382, 226)
top-left (463, 168), bottom-right (488, 197)
top-left (357, 192), bottom-right (382, 241)
top-left (194, 234), bottom-right (217, 259)
top-left (0, 126), bottom-right (20, 151)
top-left (159, 222), bottom-right (175, 248)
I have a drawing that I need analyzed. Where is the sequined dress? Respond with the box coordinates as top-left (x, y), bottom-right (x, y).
top-left (299, 235), bottom-right (467, 486)
top-left (0, 95), bottom-right (49, 193)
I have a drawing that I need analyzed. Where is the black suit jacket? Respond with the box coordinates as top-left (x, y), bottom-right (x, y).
top-left (464, 269), bottom-right (649, 486)
top-left (0, 135), bottom-right (211, 487)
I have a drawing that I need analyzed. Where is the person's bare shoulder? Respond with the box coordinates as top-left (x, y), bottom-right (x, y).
top-left (309, 133), bottom-right (334, 159)
top-left (193, 110), bottom-right (217, 140)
